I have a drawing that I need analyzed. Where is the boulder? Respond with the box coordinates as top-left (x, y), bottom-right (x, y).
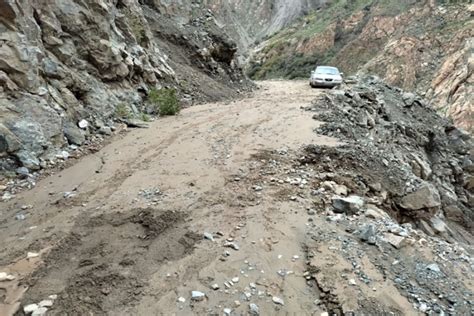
top-left (399, 183), bottom-right (441, 210)
top-left (383, 233), bottom-right (407, 249)
top-left (332, 195), bottom-right (364, 214)
top-left (64, 123), bottom-right (85, 145)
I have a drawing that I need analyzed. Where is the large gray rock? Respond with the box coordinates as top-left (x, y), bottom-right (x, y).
top-left (64, 123), bottom-right (85, 145)
top-left (399, 183), bottom-right (441, 210)
top-left (332, 195), bottom-right (365, 214)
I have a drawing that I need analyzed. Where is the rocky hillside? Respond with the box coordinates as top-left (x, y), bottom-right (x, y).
top-left (248, 0), bottom-right (473, 132)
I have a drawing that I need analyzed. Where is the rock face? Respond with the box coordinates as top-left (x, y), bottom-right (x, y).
top-left (249, 1), bottom-right (473, 131)
top-left (0, 0), bottom-right (259, 174)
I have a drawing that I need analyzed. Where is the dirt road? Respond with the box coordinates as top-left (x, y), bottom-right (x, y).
top-left (0, 81), bottom-right (340, 315)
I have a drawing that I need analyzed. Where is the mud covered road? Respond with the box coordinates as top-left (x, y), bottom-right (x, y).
top-left (1, 81), bottom-right (340, 315)
top-left (3, 80), bottom-right (472, 316)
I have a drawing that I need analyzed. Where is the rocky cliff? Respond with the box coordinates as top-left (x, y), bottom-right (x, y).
top-left (0, 0), bottom-right (330, 177)
top-left (248, 0), bottom-right (473, 132)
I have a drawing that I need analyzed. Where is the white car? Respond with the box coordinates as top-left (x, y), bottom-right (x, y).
top-left (310, 66), bottom-right (343, 88)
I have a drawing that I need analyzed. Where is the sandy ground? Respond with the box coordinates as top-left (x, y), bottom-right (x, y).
top-left (0, 81), bottom-right (342, 315)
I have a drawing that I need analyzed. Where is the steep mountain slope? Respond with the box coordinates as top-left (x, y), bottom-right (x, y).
top-left (248, 0), bottom-right (473, 131)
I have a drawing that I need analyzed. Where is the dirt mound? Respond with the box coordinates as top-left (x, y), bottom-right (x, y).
top-left (303, 76), bottom-right (473, 241)
top-left (19, 208), bottom-right (200, 315)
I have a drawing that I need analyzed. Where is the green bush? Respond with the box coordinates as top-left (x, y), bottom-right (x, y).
top-left (148, 88), bottom-right (180, 116)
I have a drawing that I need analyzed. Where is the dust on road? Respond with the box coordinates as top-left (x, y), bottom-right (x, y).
top-left (0, 81), bottom-right (339, 315)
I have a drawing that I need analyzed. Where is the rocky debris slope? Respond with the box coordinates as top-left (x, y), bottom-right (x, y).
top-left (248, 1), bottom-right (473, 131)
top-left (0, 0), bottom-right (253, 177)
top-left (304, 76), bottom-right (473, 242)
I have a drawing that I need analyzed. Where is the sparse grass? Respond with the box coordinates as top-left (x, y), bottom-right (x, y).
top-left (125, 10), bottom-right (147, 45)
top-left (115, 103), bottom-right (132, 119)
top-left (148, 88), bottom-right (180, 116)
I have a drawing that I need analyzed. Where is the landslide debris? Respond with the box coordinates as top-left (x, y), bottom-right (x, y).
top-left (304, 75), bottom-right (473, 241)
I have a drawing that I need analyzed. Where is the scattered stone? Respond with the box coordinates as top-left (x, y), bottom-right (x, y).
top-left (249, 303), bottom-right (260, 315)
top-left (272, 296), bottom-right (285, 305)
top-left (23, 304), bottom-right (39, 314)
top-left (223, 308), bottom-right (232, 315)
top-left (253, 185), bottom-right (263, 191)
top-left (358, 224), bottom-right (377, 245)
top-left (204, 232), bottom-right (214, 241)
top-left (16, 167), bottom-right (30, 176)
top-left (38, 300), bottom-right (53, 307)
top-left (0, 272), bottom-right (15, 281)
top-left (191, 291), bottom-right (206, 301)
top-left (15, 213), bottom-right (26, 220)
top-left (383, 233), bottom-right (406, 249)
top-left (177, 297), bottom-right (186, 303)
top-left (426, 263), bottom-right (441, 273)
top-left (32, 307), bottom-right (48, 316)
top-left (321, 312), bottom-right (329, 316)
top-left (211, 283), bottom-right (219, 290)
top-left (332, 195), bottom-right (364, 214)
top-left (27, 252), bottom-right (39, 259)
top-left (349, 279), bottom-right (357, 285)
top-left (78, 119), bottom-right (89, 129)
top-left (232, 277), bottom-right (239, 283)
top-left (48, 295), bottom-right (58, 300)
top-left (224, 241), bottom-right (240, 250)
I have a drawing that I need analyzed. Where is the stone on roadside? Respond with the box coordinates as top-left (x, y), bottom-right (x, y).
top-left (272, 296), bottom-right (285, 305)
top-left (332, 195), bottom-right (364, 214)
top-left (23, 304), bottom-right (39, 314)
top-left (39, 300), bottom-right (54, 307)
top-left (191, 290), bottom-right (206, 301)
top-left (0, 272), bottom-right (15, 281)
top-left (64, 122), bottom-right (85, 145)
top-left (16, 167), bottom-right (30, 176)
top-left (27, 252), bottom-right (39, 259)
top-left (204, 232), bottom-right (214, 241)
top-left (249, 303), bottom-right (260, 315)
top-left (32, 307), bottom-right (48, 316)
top-left (99, 126), bottom-right (112, 135)
top-left (399, 183), bottom-right (441, 210)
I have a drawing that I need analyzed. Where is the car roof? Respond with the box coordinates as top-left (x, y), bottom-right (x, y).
top-left (316, 66), bottom-right (338, 70)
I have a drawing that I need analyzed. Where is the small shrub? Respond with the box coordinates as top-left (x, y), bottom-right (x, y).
top-left (115, 103), bottom-right (132, 119)
top-left (148, 88), bottom-right (180, 116)
top-left (139, 112), bottom-right (151, 122)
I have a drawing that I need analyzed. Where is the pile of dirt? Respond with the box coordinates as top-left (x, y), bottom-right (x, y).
top-left (303, 76), bottom-right (473, 241)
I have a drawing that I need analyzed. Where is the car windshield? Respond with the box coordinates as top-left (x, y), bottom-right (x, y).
top-left (315, 67), bottom-right (339, 75)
